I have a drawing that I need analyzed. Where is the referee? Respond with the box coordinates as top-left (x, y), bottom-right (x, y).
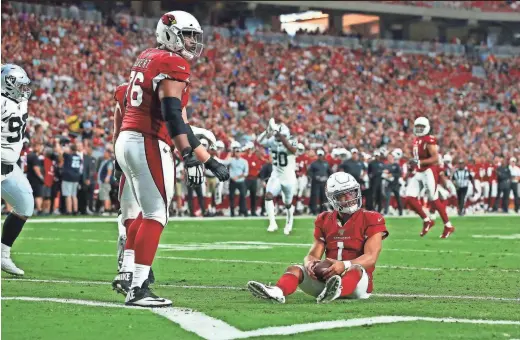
top-left (452, 159), bottom-right (474, 216)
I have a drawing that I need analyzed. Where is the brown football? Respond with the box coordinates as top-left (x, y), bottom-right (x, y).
top-left (313, 259), bottom-right (333, 282)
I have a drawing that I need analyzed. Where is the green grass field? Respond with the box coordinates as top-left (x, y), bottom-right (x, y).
top-left (2, 215), bottom-right (520, 340)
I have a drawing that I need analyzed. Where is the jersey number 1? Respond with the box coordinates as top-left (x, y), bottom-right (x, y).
top-left (126, 71), bottom-right (144, 107)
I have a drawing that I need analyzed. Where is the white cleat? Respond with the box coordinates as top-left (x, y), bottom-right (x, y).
top-left (267, 224), bottom-right (278, 232)
top-left (316, 275), bottom-right (342, 304)
top-left (1, 257), bottom-right (25, 276)
top-left (283, 225), bottom-right (293, 235)
top-left (247, 281), bottom-right (285, 303)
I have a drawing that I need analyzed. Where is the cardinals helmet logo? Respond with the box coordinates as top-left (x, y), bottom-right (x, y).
top-left (161, 14), bottom-right (176, 26)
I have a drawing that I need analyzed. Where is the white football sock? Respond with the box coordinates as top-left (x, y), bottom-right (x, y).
top-left (423, 217), bottom-right (431, 222)
top-left (1, 243), bottom-right (11, 258)
top-left (445, 221), bottom-right (452, 228)
top-left (266, 200), bottom-right (276, 225)
top-left (121, 249), bottom-right (135, 273)
top-left (117, 215), bottom-right (126, 237)
top-left (131, 263), bottom-right (150, 288)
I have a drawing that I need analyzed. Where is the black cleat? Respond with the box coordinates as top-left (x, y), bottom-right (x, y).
top-left (112, 272), bottom-right (132, 296)
top-left (125, 280), bottom-right (172, 307)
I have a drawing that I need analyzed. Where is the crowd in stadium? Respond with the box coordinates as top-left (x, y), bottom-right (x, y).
top-left (1, 3), bottom-right (519, 217)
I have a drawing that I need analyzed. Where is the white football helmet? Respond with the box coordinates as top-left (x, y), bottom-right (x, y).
top-left (325, 172), bottom-right (362, 215)
top-left (413, 116), bottom-right (431, 137)
top-left (1, 64), bottom-right (31, 102)
top-left (443, 154), bottom-right (453, 164)
top-left (215, 140), bottom-right (225, 150)
top-left (391, 148), bottom-right (403, 160)
top-left (156, 11), bottom-right (203, 61)
top-left (338, 148), bottom-right (351, 160)
top-left (200, 138), bottom-right (209, 148)
top-left (275, 123), bottom-right (291, 140)
top-left (192, 126), bottom-right (216, 146)
top-left (296, 143), bottom-right (305, 155)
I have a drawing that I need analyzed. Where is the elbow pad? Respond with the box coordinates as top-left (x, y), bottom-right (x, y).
top-left (161, 97), bottom-right (188, 137)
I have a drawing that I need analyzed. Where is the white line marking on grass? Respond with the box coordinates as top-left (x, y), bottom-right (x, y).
top-left (4, 278), bottom-right (520, 302)
top-left (1, 297), bottom-right (243, 340)
top-left (2, 296), bottom-right (520, 340)
top-left (12, 252), bottom-right (520, 272)
top-left (473, 234), bottom-right (520, 240)
top-left (7, 213), bottom-right (519, 224)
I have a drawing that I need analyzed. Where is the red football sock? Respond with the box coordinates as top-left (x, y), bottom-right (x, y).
top-left (340, 270), bottom-right (362, 297)
top-left (276, 273), bottom-right (299, 296)
top-left (407, 197), bottom-right (428, 219)
top-left (124, 213), bottom-right (142, 250)
top-left (134, 218), bottom-right (164, 266)
top-left (432, 199), bottom-right (450, 224)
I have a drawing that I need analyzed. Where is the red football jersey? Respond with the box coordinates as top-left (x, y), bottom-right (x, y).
top-left (114, 83), bottom-right (128, 117)
top-left (296, 154), bottom-right (310, 177)
top-left (412, 135), bottom-right (438, 173)
top-left (313, 209), bottom-right (389, 293)
top-left (487, 164), bottom-right (497, 182)
top-left (121, 48), bottom-right (191, 146)
top-left (326, 155), bottom-right (342, 172)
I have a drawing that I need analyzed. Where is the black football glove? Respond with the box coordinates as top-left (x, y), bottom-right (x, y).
top-left (182, 147), bottom-right (204, 188)
top-left (114, 160), bottom-right (123, 181)
top-left (205, 156), bottom-right (230, 182)
top-left (408, 158), bottom-right (419, 167)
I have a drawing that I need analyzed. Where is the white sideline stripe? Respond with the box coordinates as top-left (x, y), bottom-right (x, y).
top-left (4, 278), bottom-right (520, 302)
top-left (0, 297), bottom-right (243, 340)
top-left (4, 213), bottom-right (519, 224)
top-left (12, 252), bottom-right (520, 273)
top-left (2, 297), bottom-right (520, 340)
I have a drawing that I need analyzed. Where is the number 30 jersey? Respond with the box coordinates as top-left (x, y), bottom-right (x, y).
top-left (263, 137), bottom-right (298, 179)
top-left (121, 48), bottom-right (191, 146)
top-left (1, 95), bottom-right (28, 164)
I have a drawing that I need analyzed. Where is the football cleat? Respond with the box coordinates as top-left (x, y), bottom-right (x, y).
top-left (283, 225), bottom-right (292, 235)
top-left (1, 257), bottom-right (24, 276)
top-left (420, 220), bottom-right (435, 237)
top-left (116, 234), bottom-right (126, 272)
top-left (440, 226), bottom-right (455, 239)
top-left (125, 280), bottom-right (172, 307)
top-left (112, 272), bottom-right (132, 295)
top-left (316, 275), bottom-right (342, 304)
top-left (247, 281), bottom-right (285, 303)
top-left (267, 223), bottom-right (278, 232)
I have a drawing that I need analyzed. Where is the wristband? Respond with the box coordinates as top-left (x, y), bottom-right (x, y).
top-left (342, 261), bottom-right (352, 276)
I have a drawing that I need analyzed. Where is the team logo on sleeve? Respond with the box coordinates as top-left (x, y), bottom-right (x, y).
top-left (161, 14), bottom-right (177, 26)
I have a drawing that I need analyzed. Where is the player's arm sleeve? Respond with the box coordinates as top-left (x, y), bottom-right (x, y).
top-left (365, 213), bottom-right (389, 240)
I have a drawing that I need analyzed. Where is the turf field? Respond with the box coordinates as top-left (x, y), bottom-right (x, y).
top-left (2, 215), bottom-right (520, 340)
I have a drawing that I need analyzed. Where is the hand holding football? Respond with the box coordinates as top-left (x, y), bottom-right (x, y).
top-left (313, 259), bottom-right (333, 282)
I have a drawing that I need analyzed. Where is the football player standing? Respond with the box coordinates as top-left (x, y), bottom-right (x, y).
top-left (1, 64), bottom-right (33, 276)
top-left (257, 119), bottom-right (298, 235)
top-left (113, 11), bottom-right (229, 307)
top-left (406, 117), bottom-right (455, 238)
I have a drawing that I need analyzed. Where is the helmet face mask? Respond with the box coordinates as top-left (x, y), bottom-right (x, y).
top-left (413, 117), bottom-right (431, 137)
top-left (1, 64), bottom-right (31, 102)
top-left (156, 11), bottom-right (204, 61)
top-left (326, 172), bottom-right (362, 215)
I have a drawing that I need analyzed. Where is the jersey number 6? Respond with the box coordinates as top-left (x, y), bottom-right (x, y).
top-left (126, 71), bottom-right (144, 107)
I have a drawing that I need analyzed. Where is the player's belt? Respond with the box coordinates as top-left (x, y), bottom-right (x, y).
top-left (1, 164), bottom-right (14, 175)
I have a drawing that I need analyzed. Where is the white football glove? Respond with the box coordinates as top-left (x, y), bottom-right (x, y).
top-left (267, 118), bottom-right (278, 134)
top-left (185, 164), bottom-right (205, 188)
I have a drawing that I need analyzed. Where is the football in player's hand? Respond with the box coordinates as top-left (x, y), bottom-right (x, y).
top-left (313, 259), bottom-right (333, 282)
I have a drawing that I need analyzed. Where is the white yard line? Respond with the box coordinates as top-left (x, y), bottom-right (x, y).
top-left (12, 251), bottom-right (520, 272)
top-left (3, 278), bottom-right (520, 302)
top-left (4, 213), bottom-right (519, 224)
top-left (2, 296), bottom-right (519, 340)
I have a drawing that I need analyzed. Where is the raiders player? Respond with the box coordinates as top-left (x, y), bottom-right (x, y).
top-left (1, 64), bottom-right (33, 276)
top-left (257, 119), bottom-right (298, 235)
